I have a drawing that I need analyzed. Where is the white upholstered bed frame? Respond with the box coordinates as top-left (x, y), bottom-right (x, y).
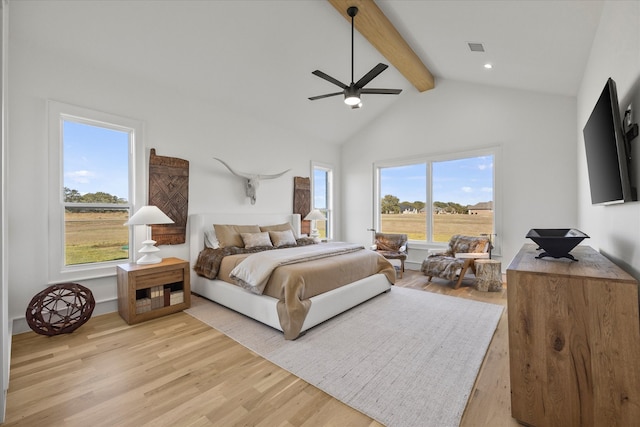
top-left (189, 213), bottom-right (392, 335)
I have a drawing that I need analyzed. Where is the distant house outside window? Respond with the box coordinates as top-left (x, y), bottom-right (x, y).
top-left (375, 149), bottom-right (497, 246)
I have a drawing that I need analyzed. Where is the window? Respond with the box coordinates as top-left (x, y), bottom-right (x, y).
top-left (63, 122), bottom-right (130, 266)
top-left (380, 163), bottom-right (427, 238)
top-left (312, 162), bottom-right (333, 240)
top-left (48, 101), bottom-right (144, 281)
top-left (375, 149), bottom-right (498, 248)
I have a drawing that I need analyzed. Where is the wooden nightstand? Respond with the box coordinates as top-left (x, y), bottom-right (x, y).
top-left (116, 257), bottom-right (191, 325)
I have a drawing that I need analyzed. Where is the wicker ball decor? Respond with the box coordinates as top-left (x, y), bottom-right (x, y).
top-left (26, 283), bottom-right (95, 336)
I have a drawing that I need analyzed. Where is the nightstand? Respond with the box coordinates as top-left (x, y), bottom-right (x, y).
top-left (116, 257), bottom-right (191, 325)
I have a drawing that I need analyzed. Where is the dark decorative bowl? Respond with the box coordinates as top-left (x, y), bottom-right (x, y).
top-left (526, 228), bottom-right (589, 261)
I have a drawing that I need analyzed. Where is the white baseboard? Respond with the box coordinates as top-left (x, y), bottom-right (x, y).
top-left (0, 389), bottom-right (5, 424)
top-left (405, 261), bottom-right (421, 270)
top-left (1, 316), bottom-right (12, 424)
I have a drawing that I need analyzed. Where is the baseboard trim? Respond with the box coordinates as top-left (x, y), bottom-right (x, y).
top-left (405, 261), bottom-right (421, 270)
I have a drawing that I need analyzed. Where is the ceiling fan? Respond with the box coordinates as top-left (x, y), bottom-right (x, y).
top-left (309, 6), bottom-right (402, 109)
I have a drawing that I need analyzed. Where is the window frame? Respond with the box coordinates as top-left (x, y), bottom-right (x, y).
top-left (47, 101), bottom-right (145, 282)
top-left (374, 147), bottom-right (501, 256)
top-left (311, 161), bottom-right (334, 240)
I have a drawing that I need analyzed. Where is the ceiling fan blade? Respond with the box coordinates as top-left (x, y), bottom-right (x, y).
top-left (308, 92), bottom-right (344, 101)
top-left (312, 70), bottom-right (348, 89)
top-left (361, 88), bottom-right (402, 95)
top-left (355, 63), bottom-right (389, 89)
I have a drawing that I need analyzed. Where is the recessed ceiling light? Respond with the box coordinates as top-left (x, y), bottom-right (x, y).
top-left (484, 63), bottom-right (493, 69)
top-left (468, 42), bottom-right (485, 52)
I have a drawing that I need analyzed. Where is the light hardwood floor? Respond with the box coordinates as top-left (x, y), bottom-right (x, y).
top-left (5, 271), bottom-right (519, 426)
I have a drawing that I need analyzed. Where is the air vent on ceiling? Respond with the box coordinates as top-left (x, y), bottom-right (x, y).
top-left (468, 42), bottom-right (485, 52)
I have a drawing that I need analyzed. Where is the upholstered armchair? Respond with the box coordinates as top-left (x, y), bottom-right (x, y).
top-left (372, 232), bottom-right (408, 278)
top-left (421, 235), bottom-right (491, 289)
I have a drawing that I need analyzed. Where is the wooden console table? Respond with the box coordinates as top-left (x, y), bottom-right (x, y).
top-left (506, 244), bottom-right (640, 426)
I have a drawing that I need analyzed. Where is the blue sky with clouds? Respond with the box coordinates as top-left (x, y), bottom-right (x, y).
top-left (381, 156), bottom-right (493, 206)
top-left (62, 121), bottom-right (492, 207)
top-left (314, 168), bottom-right (327, 209)
top-left (63, 121), bottom-right (130, 200)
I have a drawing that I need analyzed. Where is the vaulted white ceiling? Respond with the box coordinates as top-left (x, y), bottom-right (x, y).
top-left (11, 0), bottom-right (603, 144)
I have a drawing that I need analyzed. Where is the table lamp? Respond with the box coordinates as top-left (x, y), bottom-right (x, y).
top-left (124, 205), bottom-right (174, 264)
top-left (304, 209), bottom-right (326, 241)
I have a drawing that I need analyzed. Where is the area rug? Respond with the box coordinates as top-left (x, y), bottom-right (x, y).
top-left (185, 287), bottom-right (503, 427)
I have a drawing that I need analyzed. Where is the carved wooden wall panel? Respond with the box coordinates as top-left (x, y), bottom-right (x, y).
top-left (148, 149), bottom-right (189, 245)
top-left (293, 176), bottom-right (311, 236)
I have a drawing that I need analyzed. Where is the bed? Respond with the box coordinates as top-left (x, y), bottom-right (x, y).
top-left (189, 213), bottom-right (395, 339)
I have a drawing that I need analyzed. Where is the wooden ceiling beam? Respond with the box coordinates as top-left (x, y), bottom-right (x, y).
top-left (327, 0), bottom-right (434, 92)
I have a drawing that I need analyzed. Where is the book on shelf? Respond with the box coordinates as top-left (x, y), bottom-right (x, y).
top-left (163, 286), bottom-right (171, 307)
top-left (150, 285), bottom-right (164, 309)
top-left (136, 298), bottom-right (151, 314)
top-left (170, 290), bottom-right (184, 305)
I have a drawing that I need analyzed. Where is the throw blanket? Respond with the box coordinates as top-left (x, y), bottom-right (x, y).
top-left (193, 237), bottom-right (317, 280)
top-left (421, 255), bottom-right (466, 280)
top-left (231, 242), bottom-right (365, 294)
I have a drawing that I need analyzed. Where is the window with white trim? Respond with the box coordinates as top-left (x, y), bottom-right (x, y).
top-left (312, 162), bottom-right (333, 240)
top-left (375, 149), bottom-right (497, 247)
top-left (48, 101), bottom-right (144, 281)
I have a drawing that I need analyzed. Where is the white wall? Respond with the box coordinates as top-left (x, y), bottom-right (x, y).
top-left (1, 0), bottom-right (8, 421)
top-left (577, 1), bottom-right (640, 277)
top-left (341, 78), bottom-right (578, 269)
top-left (7, 26), bottom-right (341, 333)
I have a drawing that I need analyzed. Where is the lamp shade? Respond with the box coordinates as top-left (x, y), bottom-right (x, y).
top-left (304, 209), bottom-right (326, 221)
top-left (124, 206), bottom-right (174, 265)
top-left (124, 205), bottom-right (174, 226)
top-left (304, 209), bottom-right (326, 241)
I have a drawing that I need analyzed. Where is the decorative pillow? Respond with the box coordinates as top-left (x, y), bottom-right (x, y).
top-left (204, 227), bottom-right (219, 249)
top-left (269, 229), bottom-right (297, 248)
top-left (296, 237), bottom-right (318, 246)
top-left (260, 222), bottom-right (297, 237)
top-left (214, 224), bottom-right (261, 248)
top-left (240, 232), bottom-right (273, 249)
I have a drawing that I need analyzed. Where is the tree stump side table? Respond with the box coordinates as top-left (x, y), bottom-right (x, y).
top-left (475, 259), bottom-right (503, 291)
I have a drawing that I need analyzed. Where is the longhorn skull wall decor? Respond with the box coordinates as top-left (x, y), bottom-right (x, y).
top-left (213, 157), bottom-right (291, 205)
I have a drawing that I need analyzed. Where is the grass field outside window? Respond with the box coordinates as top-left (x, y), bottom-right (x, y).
top-left (381, 212), bottom-right (493, 243)
top-left (65, 210), bottom-right (129, 265)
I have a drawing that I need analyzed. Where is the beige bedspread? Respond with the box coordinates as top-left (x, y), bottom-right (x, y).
top-left (198, 245), bottom-right (395, 339)
top-left (230, 242), bottom-right (365, 294)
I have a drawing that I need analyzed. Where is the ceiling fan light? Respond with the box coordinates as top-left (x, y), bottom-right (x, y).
top-left (344, 95), bottom-right (361, 106)
top-left (351, 102), bottom-right (363, 110)
top-left (344, 86), bottom-right (361, 105)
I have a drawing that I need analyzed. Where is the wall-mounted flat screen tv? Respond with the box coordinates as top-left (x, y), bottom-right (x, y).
top-left (583, 78), bottom-right (636, 205)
